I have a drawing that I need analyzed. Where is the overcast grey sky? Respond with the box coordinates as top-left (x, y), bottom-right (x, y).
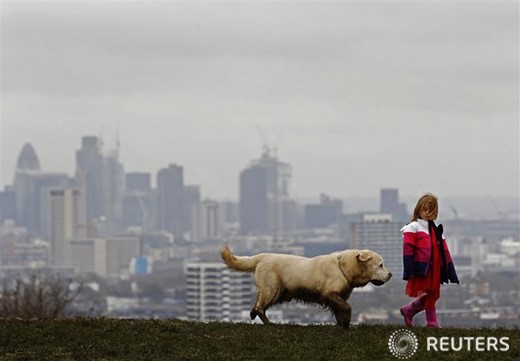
top-left (1, 1), bottom-right (518, 200)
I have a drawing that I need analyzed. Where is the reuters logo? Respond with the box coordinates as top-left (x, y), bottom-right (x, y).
top-left (388, 329), bottom-right (418, 359)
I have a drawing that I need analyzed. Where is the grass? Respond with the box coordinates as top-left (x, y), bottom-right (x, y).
top-left (0, 318), bottom-right (518, 360)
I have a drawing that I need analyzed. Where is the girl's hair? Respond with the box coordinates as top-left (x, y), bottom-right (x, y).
top-left (411, 193), bottom-right (438, 221)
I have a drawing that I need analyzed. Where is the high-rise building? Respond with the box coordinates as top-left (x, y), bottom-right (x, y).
top-left (239, 164), bottom-right (268, 234)
top-left (185, 261), bottom-right (253, 320)
top-left (304, 193), bottom-right (343, 229)
top-left (156, 164), bottom-right (184, 238)
top-left (0, 188), bottom-right (17, 224)
top-left (125, 172), bottom-right (151, 193)
top-left (12, 143), bottom-right (70, 235)
top-left (239, 149), bottom-right (292, 235)
top-left (191, 199), bottom-right (223, 242)
top-left (351, 214), bottom-right (403, 276)
top-left (47, 188), bottom-right (85, 268)
top-left (15, 143), bottom-right (41, 171)
top-left (184, 185), bottom-right (201, 234)
top-left (380, 188), bottom-right (399, 213)
top-left (380, 188), bottom-right (409, 223)
top-left (122, 172), bottom-right (152, 231)
top-left (75, 136), bottom-right (105, 222)
top-left (260, 150), bottom-right (292, 236)
top-left (75, 136), bottom-right (124, 232)
top-left (15, 172), bottom-right (70, 235)
top-left (103, 150), bottom-right (125, 231)
top-left (13, 143), bottom-right (41, 198)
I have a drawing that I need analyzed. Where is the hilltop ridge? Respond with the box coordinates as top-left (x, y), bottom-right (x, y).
top-left (0, 318), bottom-right (518, 360)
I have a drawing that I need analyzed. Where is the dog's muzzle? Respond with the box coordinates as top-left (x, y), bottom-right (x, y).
top-left (370, 280), bottom-right (385, 286)
top-left (371, 272), bottom-right (392, 286)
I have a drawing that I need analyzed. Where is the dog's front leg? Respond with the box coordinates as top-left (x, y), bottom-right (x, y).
top-left (327, 293), bottom-right (352, 328)
top-left (334, 305), bottom-right (352, 328)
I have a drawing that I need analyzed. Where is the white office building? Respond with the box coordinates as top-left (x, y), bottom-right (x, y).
top-left (185, 261), bottom-right (253, 320)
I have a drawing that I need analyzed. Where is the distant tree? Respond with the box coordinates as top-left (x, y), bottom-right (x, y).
top-left (0, 272), bottom-right (83, 319)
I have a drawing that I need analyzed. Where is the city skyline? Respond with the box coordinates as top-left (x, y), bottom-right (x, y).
top-left (3, 139), bottom-right (520, 205)
top-left (1, 2), bottom-right (518, 199)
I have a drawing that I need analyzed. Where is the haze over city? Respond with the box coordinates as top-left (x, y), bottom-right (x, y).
top-left (0, 1), bottom-right (519, 347)
top-left (1, 1), bottom-right (518, 200)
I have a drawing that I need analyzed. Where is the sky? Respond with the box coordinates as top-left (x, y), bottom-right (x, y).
top-left (1, 1), bottom-right (518, 200)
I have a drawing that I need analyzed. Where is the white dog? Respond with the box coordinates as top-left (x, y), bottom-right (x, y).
top-left (221, 246), bottom-right (392, 328)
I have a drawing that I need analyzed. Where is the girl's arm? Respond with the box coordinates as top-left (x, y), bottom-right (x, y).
top-left (442, 236), bottom-right (460, 284)
top-left (402, 227), bottom-right (416, 280)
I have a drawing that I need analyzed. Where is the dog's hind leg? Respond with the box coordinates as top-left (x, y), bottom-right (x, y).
top-left (250, 306), bottom-right (270, 324)
top-left (251, 304), bottom-right (270, 324)
top-left (250, 308), bottom-right (258, 320)
top-left (251, 286), bottom-right (281, 324)
top-left (251, 292), bottom-right (274, 324)
top-left (251, 268), bottom-right (282, 324)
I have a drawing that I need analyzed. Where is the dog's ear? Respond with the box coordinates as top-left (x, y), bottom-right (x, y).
top-left (357, 252), bottom-right (372, 262)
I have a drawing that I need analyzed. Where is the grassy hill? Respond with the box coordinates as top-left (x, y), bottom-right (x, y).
top-left (0, 318), bottom-right (518, 360)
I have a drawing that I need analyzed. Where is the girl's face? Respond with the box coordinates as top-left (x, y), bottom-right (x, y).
top-left (419, 206), bottom-right (435, 221)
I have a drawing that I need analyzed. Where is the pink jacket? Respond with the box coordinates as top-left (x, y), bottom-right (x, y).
top-left (402, 219), bottom-right (459, 284)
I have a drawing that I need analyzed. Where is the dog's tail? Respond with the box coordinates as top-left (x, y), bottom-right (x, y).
top-left (220, 245), bottom-right (263, 273)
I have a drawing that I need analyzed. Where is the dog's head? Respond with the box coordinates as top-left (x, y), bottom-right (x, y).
top-left (340, 249), bottom-right (393, 287)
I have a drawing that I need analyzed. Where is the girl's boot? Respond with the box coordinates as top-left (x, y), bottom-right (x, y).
top-left (399, 295), bottom-right (426, 326)
top-left (425, 308), bottom-right (440, 328)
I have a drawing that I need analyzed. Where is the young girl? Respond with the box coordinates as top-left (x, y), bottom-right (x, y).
top-left (399, 193), bottom-right (459, 328)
